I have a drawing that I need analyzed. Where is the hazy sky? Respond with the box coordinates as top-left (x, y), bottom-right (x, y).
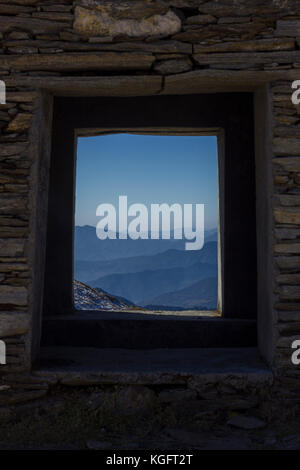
top-left (75, 134), bottom-right (218, 230)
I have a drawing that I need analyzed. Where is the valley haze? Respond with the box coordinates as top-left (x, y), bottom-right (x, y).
top-left (96, 195), bottom-right (205, 251)
top-left (74, 225), bottom-right (218, 311)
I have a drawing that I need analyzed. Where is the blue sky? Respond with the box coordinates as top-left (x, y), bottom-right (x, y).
top-left (75, 134), bottom-right (218, 230)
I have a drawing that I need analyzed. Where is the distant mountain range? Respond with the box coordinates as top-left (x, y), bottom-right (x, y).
top-left (74, 225), bottom-right (218, 310)
top-left (144, 277), bottom-right (218, 310)
top-left (75, 240), bottom-right (217, 282)
top-left (89, 258), bottom-right (217, 305)
top-left (74, 280), bottom-right (134, 311)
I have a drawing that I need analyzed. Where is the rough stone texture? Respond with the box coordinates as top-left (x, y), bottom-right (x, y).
top-left (5, 113), bottom-right (31, 133)
top-left (275, 243), bottom-right (300, 254)
top-left (74, 4), bottom-right (181, 39)
top-left (114, 386), bottom-right (157, 416)
top-left (1, 39), bottom-right (192, 54)
top-left (197, 0), bottom-right (300, 16)
top-left (185, 14), bottom-right (217, 25)
top-left (276, 195), bottom-right (300, 207)
top-left (5, 76), bottom-right (163, 97)
top-left (0, 239), bottom-right (25, 257)
top-left (78, 0), bottom-right (169, 20)
top-left (274, 209), bottom-right (300, 225)
top-left (161, 70), bottom-right (294, 95)
top-left (0, 286), bottom-right (27, 306)
top-left (194, 39), bottom-right (295, 53)
top-left (154, 57), bottom-right (192, 74)
top-left (227, 415), bottom-right (266, 430)
top-left (274, 158), bottom-right (300, 172)
top-left (276, 256), bottom-right (300, 270)
top-left (276, 20), bottom-right (300, 37)
top-left (0, 313), bottom-right (29, 337)
top-left (0, 16), bottom-right (71, 34)
top-left (273, 138), bottom-right (300, 156)
top-left (0, 143), bottom-right (28, 157)
top-left (173, 22), bottom-right (270, 42)
top-left (194, 51), bottom-right (300, 67)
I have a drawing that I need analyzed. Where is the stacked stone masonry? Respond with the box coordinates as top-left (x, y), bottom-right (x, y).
top-left (0, 0), bottom-right (300, 410)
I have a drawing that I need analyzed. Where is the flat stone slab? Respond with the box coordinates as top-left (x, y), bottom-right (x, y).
top-left (2, 52), bottom-right (155, 72)
top-left (161, 69), bottom-right (300, 94)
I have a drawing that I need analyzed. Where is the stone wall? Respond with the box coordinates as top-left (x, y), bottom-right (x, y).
top-left (0, 0), bottom-right (300, 409)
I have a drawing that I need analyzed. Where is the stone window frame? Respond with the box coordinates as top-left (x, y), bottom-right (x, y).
top-left (26, 78), bottom-right (276, 367)
top-left (31, 93), bottom-right (264, 356)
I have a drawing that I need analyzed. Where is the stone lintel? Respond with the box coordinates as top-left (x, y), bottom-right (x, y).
top-left (5, 75), bottom-right (163, 97)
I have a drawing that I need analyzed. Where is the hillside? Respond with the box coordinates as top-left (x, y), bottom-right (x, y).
top-left (74, 280), bottom-right (133, 311)
top-left (90, 261), bottom-right (217, 305)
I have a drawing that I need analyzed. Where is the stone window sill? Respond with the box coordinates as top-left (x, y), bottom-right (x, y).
top-left (36, 347), bottom-right (273, 386)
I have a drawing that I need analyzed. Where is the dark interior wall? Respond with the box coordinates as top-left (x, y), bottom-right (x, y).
top-left (43, 114), bottom-right (75, 317)
top-left (255, 86), bottom-right (276, 366)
